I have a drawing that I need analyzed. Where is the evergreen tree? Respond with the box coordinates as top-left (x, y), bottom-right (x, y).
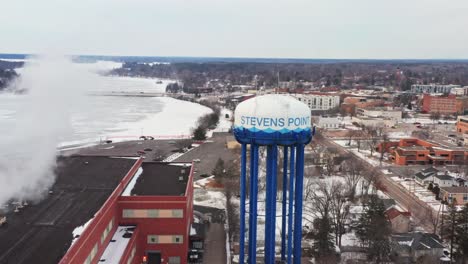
top-left (454, 203), bottom-right (468, 263)
top-left (356, 197), bottom-right (391, 263)
top-left (312, 214), bottom-right (335, 261)
top-left (428, 182), bottom-right (434, 191)
top-left (442, 199), bottom-right (458, 263)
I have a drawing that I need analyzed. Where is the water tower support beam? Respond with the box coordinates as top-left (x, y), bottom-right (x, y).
top-left (239, 143), bottom-right (247, 264)
top-left (287, 146), bottom-right (296, 264)
top-left (281, 146), bottom-right (289, 261)
top-left (293, 144), bottom-right (305, 264)
top-left (248, 144), bottom-right (259, 264)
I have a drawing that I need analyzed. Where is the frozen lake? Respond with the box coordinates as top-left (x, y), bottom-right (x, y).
top-left (0, 61), bottom-right (211, 147)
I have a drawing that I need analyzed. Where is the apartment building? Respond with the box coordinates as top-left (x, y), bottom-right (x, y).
top-left (411, 84), bottom-right (460, 94)
top-left (291, 93), bottom-right (340, 111)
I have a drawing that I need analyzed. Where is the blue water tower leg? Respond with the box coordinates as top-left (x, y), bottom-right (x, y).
top-left (293, 144), bottom-right (305, 264)
top-left (281, 146), bottom-right (288, 261)
top-left (287, 146), bottom-right (295, 264)
top-left (265, 146), bottom-right (273, 263)
top-left (248, 144), bottom-right (259, 264)
top-left (270, 145), bottom-right (278, 264)
top-left (239, 144), bottom-right (247, 264)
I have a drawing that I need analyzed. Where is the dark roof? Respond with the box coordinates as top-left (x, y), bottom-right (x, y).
top-left (421, 167), bottom-right (439, 175)
top-left (0, 156), bottom-right (138, 264)
top-left (415, 172), bottom-right (431, 181)
top-left (130, 162), bottom-right (191, 196)
top-left (382, 199), bottom-right (396, 211)
top-left (434, 174), bottom-right (454, 181)
top-left (440, 186), bottom-right (468, 194)
top-left (392, 232), bottom-right (444, 251)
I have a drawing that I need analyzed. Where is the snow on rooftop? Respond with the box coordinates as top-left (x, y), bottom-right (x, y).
top-left (121, 167), bottom-right (143, 196)
top-left (99, 226), bottom-right (134, 263)
top-left (398, 238), bottom-right (414, 247)
top-left (71, 217), bottom-right (94, 245)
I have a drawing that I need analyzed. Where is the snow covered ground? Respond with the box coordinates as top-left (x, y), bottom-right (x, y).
top-left (389, 176), bottom-right (444, 212)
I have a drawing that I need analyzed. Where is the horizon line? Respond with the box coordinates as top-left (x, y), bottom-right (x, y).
top-left (1, 52), bottom-right (468, 62)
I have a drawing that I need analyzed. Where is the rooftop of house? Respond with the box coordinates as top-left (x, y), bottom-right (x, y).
top-left (434, 174), bottom-right (454, 181)
top-left (440, 186), bottom-right (468, 194)
top-left (386, 207), bottom-right (411, 221)
top-left (392, 232), bottom-right (444, 251)
top-left (129, 162), bottom-right (192, 196)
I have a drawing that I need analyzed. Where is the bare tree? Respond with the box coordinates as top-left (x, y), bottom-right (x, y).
top-left (343, 160), bottom-right (365, 200)
top-left (379, 133), bottom-right (390, 165)
top-left (430, 111), bottom-right (441, 123)
top-left (323, 147), bottom-right (339, 176)
top-left (329, 181), bottom-right (351, 247)
top-left (345, 130), bottom-right (359, 146)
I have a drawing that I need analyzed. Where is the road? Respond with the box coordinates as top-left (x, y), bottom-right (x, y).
top-left (202, 223), bottom-right (227, 264)
top-left (315, 134), bottom-right (436, 232)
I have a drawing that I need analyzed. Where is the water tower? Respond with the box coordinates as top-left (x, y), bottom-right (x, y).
top-left (233, 95), bottom-right (313, 264)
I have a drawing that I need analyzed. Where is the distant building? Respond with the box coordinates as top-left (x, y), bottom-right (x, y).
top-left (411, 84), bottom-right (460, 94)
top-left (451, 86), bottom-right (468, 96)
top-left (386, 207), bottom-right (411, 233)
top-left (422, 94), bottom-right (457, 114)
top-left (440, 186), bottom-right (468, 205)
top-left (457, 115), bottom-right (468, 134)
top-left (378, 138), bottom-right (468, 166)
top-left (316, 116), bottom-right (343, 129)
top-left (433, 173), bottom-right (455, 187)
top-left (391, 232), bottom-right (446, 263)
top-left (414, 167), bottom-right (439, 186)
top-left (291, 93), bottom-right (340, 111)
top-left (351, 116), bottom-right (396, 127)
top-left (356, 107), bottom-right (402, 122)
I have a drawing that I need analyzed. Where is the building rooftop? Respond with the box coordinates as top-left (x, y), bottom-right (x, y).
top-left (399, 146), bottom-right (428, 151)
top-left (441, 186), bottom-right (468, 194)
top-left (434, 174), bottom-right (454, 181)
top-left (392, 232), bottom-right (444, 251)
top-left (99, 226), bottom-right (135, 263)
top-left (0, 155), bottom-right (139, 264)
top-left (129, 162), bottom-right (192, 196)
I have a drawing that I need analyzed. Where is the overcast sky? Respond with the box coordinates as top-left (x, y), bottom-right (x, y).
top-left (1, 0), bottom-right (467, 59)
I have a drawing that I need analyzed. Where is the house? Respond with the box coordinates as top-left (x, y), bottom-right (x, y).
top-left (440, 186), bottom-right (468, 205)
top-left (414, 167), bottom-right (438, 186)
top-left (455, 178), bottom-right (468, 187)
top-left (433, 173), bottom-right (455, 187)
top-left (391, 232), bottom-right (446, 263)
top-left (386, 207), bottom-right (411, 233)
top-left (316, 116), bottom-right (343, 129)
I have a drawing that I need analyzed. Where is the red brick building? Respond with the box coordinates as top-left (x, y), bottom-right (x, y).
top-left (422, 94), bottom-right (462, 114)
top-left (61, 161), bottom-right (195, 264)
top-left (378, 138), bottom-right (468, 166)
top-left (457, 115), bottom-right (468, 134)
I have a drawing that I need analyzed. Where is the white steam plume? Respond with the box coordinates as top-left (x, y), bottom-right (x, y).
top-left (0, 54), bottom-right (95, 205)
